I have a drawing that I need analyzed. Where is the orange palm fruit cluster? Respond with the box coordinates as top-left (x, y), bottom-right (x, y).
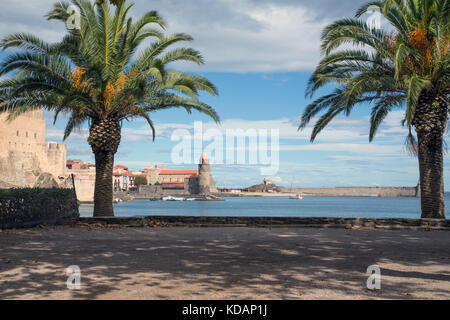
top-left (103, 73), bottom-right (131, 107)
top-left (72, 67), bottom-right (86, 87)
top-left (409, 26), bottom-right (428, 50)
top-left (409, 26), bottom-right (433, 64)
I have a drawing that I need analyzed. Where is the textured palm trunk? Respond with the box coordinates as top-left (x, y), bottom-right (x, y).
top-left (93, 150), bottom-right (115, 216)
top-left (413, 92), bottom-right (447, 219)
top-left (89, 117), bottom-right (121, 217)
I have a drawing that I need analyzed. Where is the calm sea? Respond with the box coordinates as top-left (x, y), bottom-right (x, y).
top-left (79, 194), bottom-right (450, 219)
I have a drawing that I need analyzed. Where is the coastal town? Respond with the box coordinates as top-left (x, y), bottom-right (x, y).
top-left (0, 109), bottom-right (220, 201)
top-left (0, 0), bottom-right (448, 304)
top-left (0, 109), bottom-right (421, 203)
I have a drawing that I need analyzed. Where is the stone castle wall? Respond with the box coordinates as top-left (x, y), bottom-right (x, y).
top-left (186, 176), bottom-right (200, 194)
top-left (0, 110), bottom-right (67, 187)
top-left (70, 170), bottom-right (95, 202)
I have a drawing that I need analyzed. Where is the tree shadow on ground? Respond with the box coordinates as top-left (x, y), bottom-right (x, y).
top-left (0, 226), bottom-right (449, 299)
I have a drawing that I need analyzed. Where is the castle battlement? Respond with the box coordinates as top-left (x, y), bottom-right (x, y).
top-left (46, 142), bottom-right (64, 150)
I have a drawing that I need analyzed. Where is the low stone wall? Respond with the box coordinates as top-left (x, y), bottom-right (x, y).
top-left (78, 216), bottom-right (450, 231)
top-left (131, 185), bottom-right (187, 198)
top-left (0, 188), bottom-right (79, 229)
top-left (113, 192), bottom-right (134, 202)
top-left (135, 185), bottom-right (163, 196)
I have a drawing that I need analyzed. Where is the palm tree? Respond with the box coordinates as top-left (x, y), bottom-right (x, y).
top-left (299, 0), bottom-right (449, 219)
top-left (0, 0), bottom-right (219, 217)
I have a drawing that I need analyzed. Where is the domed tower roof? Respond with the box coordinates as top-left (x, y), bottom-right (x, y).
top-left (199, 152), bottom-right (210, 164)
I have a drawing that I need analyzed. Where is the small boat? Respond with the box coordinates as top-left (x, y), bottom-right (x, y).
top-left (289, 194), bottom-right (304, 200)
top-left (113, 198), bottom-right (123, 203)
top-left (162, 196), bottom-right (185, 201)
top-left (184, 198), bottom-right (196, 201)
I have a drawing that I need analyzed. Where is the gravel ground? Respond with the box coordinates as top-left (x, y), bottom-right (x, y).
top-left (0, 226), bottom-right (449, 300)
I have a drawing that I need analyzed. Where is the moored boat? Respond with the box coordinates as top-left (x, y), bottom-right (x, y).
top-left (162, 196), bottom-right (185, 201)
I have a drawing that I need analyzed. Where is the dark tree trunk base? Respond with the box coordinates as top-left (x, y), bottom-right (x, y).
top-left (93, 150), bottom-right (115, 217)
top-left (417, 131), bottom-right (445, 219)
top-left (414, 94), bottom-right (447, 219)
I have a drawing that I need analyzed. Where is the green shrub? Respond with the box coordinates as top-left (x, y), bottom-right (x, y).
top-left (134, 176), bottom-right (148, 186)
top-left (0, 188), bottom-right (79, 229)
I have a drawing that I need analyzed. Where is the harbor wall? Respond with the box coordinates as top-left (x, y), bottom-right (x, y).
top-left (279, 186), bottom-right (419, 197)
top-left (130, 185), bottom-right (187, 198)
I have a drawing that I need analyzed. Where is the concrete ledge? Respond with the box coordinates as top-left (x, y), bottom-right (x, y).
top-left (78, 216), bottom-right (450, 231)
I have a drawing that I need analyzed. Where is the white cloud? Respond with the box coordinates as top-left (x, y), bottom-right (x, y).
top-left (0, 0), bottom-right (369, 72)
top-left (170, 3), bottom-right (328, 72)
top-left (120, 110), bottom-right (411, 144)
top-left (270, 176), bottom-right (283, 183)
top-left (279, 143), bottom-right (403, 155)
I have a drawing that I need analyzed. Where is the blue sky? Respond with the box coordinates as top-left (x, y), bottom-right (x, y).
top-left (1, 0), bottom-right (449, 188)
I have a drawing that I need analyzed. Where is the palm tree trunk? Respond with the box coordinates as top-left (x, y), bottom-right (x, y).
top-left (89, 117), bottom-right (122, 217)
top-left (93, 150), bottom-right (115, 217)
top-left (417, 130), bottom-right (445, 219)
top-left (414, 93), bottom-right (447, 219)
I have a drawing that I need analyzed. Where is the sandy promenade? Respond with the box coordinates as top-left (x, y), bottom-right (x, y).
top-left (0, 226), bottom-right (449, 299)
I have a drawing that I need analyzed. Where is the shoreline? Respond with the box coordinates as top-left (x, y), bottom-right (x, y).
top-left (218, 192), bottom-right (417, 198)
top-left (77, 193), bottom-right (422, 203)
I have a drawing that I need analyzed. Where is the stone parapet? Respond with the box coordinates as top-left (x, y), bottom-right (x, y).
top-left (78, 216), bottom-right (450, 231)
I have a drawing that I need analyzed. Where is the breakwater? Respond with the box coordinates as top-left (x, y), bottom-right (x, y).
top-left (278, 186), bottom-right (419, 197)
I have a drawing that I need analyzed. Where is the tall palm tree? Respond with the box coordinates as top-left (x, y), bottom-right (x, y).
top-left (0, 0), bottom-right (219, 217)
top-left (299, 0), bottom-right (449, 219)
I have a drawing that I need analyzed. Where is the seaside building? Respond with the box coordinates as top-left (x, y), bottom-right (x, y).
top-left (130, 154), bottom-right (217, 196)
top-left (66, 160), bottom-right (95, 170)
top-left (143, 164), bottom-right (168, 185)
top-left (112, 165), bottom-right (148, 192)
top-left (158, 170), bottom-right (199, 190)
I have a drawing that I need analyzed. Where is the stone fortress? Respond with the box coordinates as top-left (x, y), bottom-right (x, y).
top-left (184, 153), bottom-right (217, 195)
top-left (198, 153), bottom-right (217, 194)
top-left (135, 153), bottom-right (218, 199)
top-left (0, 110), bottom-right (67, 188)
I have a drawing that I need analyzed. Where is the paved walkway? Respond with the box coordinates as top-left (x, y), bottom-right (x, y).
top-left (0, 226), bottom-right (449, 299)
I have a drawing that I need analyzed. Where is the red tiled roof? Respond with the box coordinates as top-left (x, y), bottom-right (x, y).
top-left (114, 165), bottom-right (128, 169)
top-left (159, 170), bottom-right (198, 175)
top-left (113, 171), bottom-right (147, 177)
top-left (162, 182), bottom-right (185, 189)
